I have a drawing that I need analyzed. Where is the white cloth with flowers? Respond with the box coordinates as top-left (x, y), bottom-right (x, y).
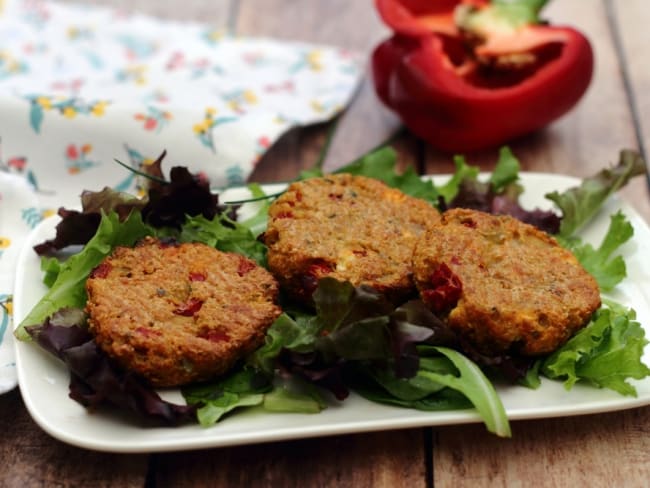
top-left (0, 0), bottom-right (363, 393)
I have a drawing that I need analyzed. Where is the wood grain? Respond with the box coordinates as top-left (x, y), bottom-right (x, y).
top-left (434, 407), bottom-right (650, 488)
top-left (0, 389), bottom-right (148, 487)
top-left (154, 429), bottom-right (427, 488)
top-left (610, 0), bottom-right (650, 214)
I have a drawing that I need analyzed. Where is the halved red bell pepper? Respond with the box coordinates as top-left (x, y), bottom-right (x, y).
top-left (372, 0), bottom-right (594, 152)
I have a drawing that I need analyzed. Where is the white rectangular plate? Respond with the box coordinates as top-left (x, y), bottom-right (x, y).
top-left (13, 173), bottom-right (650, 452)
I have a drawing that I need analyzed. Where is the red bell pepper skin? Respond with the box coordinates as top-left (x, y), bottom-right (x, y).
top-left (372, 1), bottom-right (594, 152)
top-left (376, 0), bottom-right (488, 37)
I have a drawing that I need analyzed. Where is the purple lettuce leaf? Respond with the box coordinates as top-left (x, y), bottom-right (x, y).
top-left (33, 189), bottom-right (145, 255)
top-left (449, 180), bottom-right (561, 235)
top-left (34, 152), bottom-right (236, 254)
top-left (25, 309), bottom-right (195, 425)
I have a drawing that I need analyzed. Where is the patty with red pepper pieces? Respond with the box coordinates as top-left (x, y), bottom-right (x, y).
top-left (85, 237), bottom-right (281, 387)
top-left (412, 208), bottom-right (601, 356)
top-left (263, 173), bottom-right (441, 303)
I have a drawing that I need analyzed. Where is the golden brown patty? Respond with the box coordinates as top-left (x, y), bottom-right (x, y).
top-left (85, 237), bottom-right (281, 387)
top-left (264, 173), bottom-right (441, 303)
top-left (412, 208), bottom-right (601, 356)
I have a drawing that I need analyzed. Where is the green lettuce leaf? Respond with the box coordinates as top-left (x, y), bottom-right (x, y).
top-left (262, 381), bottom-right (327, 414)
top-left (239, 183), bottom-right (272, 237)
top-left (435, 155), bottom-right (480, 204)
top-left (546, 149), bottom-right (646, 238)
top-left (15, 211), bottom-right (152, 340)
top-left (350, 346), bottom-right (511, 437)
top-left (489, 146), bottom-right (521, 193)
top-left (558, 211), bottom-right (633, 291)
top-left (182, 367), bottom-right (272, 426)
top-left (179, 213), bottom-right (267, 266)
top-left (541, 302), bottom-right (650, 396)
top-left (418, 346), bottom-right (511, 437)
top-left (248, 312), bottom-right (321, 374)
top-left (303, 146), bottom-right (440, 205)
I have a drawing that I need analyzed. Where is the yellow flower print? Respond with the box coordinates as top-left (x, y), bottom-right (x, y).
top-left (36, 96), bottom-right (52, 110)
top-left (310, 100), bottom-right (325, 114)
top-left (41, 209), bottom-right (56, 219)
top-left (130, 65), bottom-right (148, 85)
top-left (243, 90), bottom-right (258, 104)
top-left (0, 237), bottom-right (10, 249)
top-left (142, 157), bottom-right (155, 167)
top-left (91, 100), bottom-right (109, 117)
top-left (1, 294), bottom-right (13, 318)
top-left (193, 119), bottom-right (210, 135)
top-left (206, 107), bottom-right (217, 116)
top-left (307, 50), bottom-right (323, 71)
top-left (63, 106), bottom-right (77, 118)
top-left (205, 30), bottom-right (224, 43)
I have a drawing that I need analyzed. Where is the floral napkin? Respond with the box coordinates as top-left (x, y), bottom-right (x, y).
top-left (0, 0), bottom-right (363, 392)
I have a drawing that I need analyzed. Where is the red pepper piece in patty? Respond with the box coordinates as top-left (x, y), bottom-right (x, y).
top-left (421, 262), bottom-right (462, 313)
top-left (300, 259), bottom-right (335, 298)
top-left (90, 262), bottom-right (112, 279)
top-left (189, 271), bottom-right (206, 282)
top-left (237, 257), bottom-right (257, 277)
top-left (174, 297), bottom-right (204, 316)
top-left (372, 0), bottom-right (593, 152)
top-left (199, 329), bottom-right (230, 343)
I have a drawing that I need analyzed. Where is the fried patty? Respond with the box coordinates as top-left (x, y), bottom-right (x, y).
top-left (412, 208), bottom-right (601, 356)
top-left (264, 173), bottom-right (441, 303)
top-left (85, 237), bottom-right (281, 387)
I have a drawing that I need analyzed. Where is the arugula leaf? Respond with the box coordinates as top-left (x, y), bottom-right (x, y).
top-left (349, 346), bottom-right (511, 437)
top-left (558, 211), bottom-right (633, 291)
top-left (263, 380), bottom-right (327, 414)
top-left (541, 303), bottom-right (650, 396)
top-left (418, 346), bottom-right (511, 437)
top-left (16, 211), bottom-right (152, 340)
top-left (182, 367), bottom-right (272, 426)
top-left (546, 149), bottom-right (646, 237)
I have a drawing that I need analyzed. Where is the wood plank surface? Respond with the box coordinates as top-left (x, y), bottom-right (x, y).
top-left (2, 1), bottom-right (650, 487)
top-left (610, 0), bottom-right (650, 187)
top-left (0, 389), bottom-right (149, 487)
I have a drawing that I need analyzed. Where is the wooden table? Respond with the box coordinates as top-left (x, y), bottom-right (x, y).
top-left (2, 1), bottom-right (650, 486)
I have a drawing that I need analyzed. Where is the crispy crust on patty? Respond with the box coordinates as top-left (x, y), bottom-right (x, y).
top-left (264, 173), bottom-right (441, 303)
top-left (85, 237), bottom-right (281, 387)
top-left (413, 208), bottom-right (601, 356)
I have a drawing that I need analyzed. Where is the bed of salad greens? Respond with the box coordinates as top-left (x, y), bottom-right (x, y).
top-left (15, 146), bottom-right (650, 438)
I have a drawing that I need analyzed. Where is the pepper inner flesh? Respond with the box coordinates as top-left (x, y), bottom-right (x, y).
top-left (440, 37), bottom-right (565, 89)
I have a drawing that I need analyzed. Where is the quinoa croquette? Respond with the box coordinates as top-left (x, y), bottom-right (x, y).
top-left (264, 173), bottom-right (441, 303)
top-left (412, 208), bottom-right (601, 356)
top-left (85, 237), bottom-right (281, 387)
